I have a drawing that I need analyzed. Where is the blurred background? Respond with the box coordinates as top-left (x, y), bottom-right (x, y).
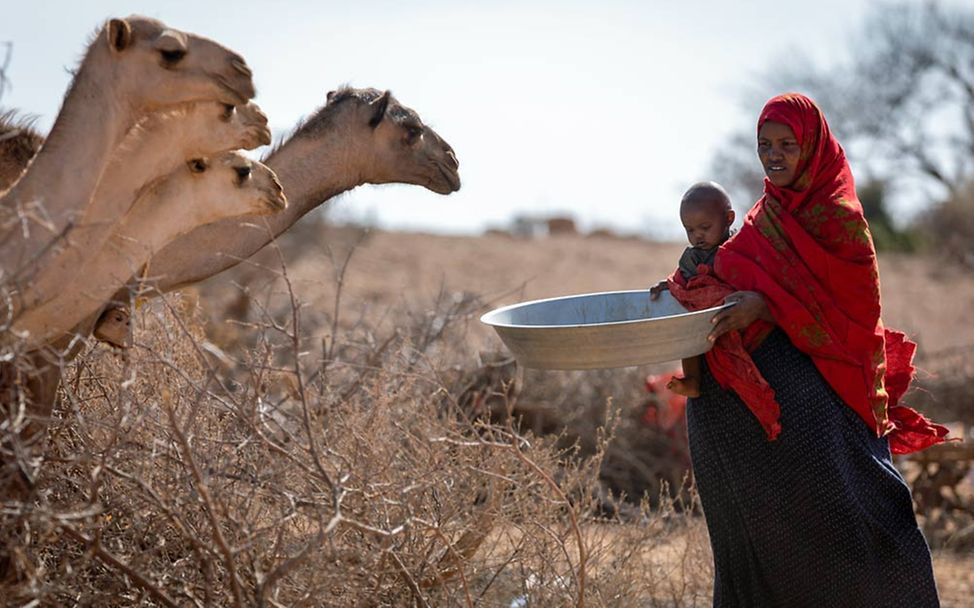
top-left (4, 0), bottom-right (971, 251)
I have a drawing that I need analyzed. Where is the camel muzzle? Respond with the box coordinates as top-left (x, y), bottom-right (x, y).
top-left (231, 58), bottom-right (253, 78)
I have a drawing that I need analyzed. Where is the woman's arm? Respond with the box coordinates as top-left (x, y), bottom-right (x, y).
top-left (708, 291), bottom-right (773, 342)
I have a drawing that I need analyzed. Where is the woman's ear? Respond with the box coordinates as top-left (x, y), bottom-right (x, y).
top-left (726, 209), bottom-right (736, 226)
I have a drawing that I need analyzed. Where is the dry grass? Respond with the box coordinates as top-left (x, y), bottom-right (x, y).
top-left (1, 223), bottom-right (971, 606)
top-left (0, 244), bottom-right (710, 606)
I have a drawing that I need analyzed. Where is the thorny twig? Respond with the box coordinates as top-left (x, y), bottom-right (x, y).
top-left (162, 392), bottom-right (246, 607)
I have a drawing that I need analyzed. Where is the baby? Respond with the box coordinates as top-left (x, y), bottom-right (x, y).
top-left (651, 181), bottom-right (735, 397)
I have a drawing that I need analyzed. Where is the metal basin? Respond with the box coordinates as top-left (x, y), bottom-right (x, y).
top-left (480, 290), bottom-right (733, 370)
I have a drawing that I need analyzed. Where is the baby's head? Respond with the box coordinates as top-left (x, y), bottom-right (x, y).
top-left (680, 181), bottom-right (734, 250)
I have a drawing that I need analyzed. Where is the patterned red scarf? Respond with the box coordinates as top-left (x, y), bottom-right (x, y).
top-left (667, 265), bottom-right (780, 440)
top-left (714, 93), bottom-right (951, 454)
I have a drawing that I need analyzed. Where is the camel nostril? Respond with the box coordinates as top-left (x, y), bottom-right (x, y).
top-left (446, 149), bottom-right (459, 169)
top-left (231, 58), bottom-right (252, 77)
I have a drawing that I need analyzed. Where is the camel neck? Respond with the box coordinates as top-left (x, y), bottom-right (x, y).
top-left (1, 44), bottom-right (132, 267)
top-left (18, 50), bottom-right (129, 215)
top-left (264, 135), bottom-right (364, 236)
top-left (138, 129), bottom-right (374, 293)
top-left (81, 114), bottom-right (193, 228)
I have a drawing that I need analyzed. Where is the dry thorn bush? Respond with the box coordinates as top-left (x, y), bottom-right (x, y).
top-left (0, 245), bottom-right (714, 606)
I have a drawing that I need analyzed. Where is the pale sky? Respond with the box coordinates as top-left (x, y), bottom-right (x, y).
top-left (2, 0), bottom-right (875, 238)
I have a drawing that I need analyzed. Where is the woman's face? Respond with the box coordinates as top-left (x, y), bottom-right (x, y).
top-left (757, 120), bottom-right (801, 188)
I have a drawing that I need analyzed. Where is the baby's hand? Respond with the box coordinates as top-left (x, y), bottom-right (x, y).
top-left (649, 280), bottom-right (668, 300)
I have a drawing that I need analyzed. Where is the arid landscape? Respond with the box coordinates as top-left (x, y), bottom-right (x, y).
top-left (161, 221), bottom-right (972, 606)
top-left (210, 223), bottom-right (974, 355)
top-left (2, 3), bottom-right (973, 605)
top-left (0, 216), bottom-right (971, 604)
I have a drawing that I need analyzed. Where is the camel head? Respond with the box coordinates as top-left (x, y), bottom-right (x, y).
top-left (92, 305), bottom-right (131, 349)
top-left (97, 15), bottom-right (257, 110)
top-left (293, 87), bottom-right (461, 195)
top-left (143, 101), bottom-right (272, 159)
top-left (228, 102), bottom-right (273, 149)
top-left (177, 152), bottom-right (287, 222)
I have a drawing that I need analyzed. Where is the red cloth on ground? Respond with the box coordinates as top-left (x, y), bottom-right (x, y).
top-left (714, 93), bottom-right (951, 454)
top-left (668, 265), bottom-right (781, 439)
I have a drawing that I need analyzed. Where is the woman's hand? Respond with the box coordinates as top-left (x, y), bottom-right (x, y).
top-left (709, 291), bottom-right (772, 342)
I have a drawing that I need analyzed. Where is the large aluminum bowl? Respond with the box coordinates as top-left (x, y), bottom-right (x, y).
top-left (480, 289), bottom-right (733, 370)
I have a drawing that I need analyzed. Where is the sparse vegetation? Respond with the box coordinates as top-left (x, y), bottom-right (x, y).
top-left (0, 235), bottom-right (714, 606)
top-left (916, 181), bottom-right (974, 267)
top-left (2, 225), bottom-right (970, 606)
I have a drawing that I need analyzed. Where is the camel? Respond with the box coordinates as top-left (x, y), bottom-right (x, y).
top-left (0, 15), bottom-right (256, 286)
top-left (17, 100), bottom-right (272, 313)
top-left (0, 112), bottom-right (43, 192)
top-left (115, 87), bottom-right (460, 294)
top-left (11, 151), bottom-right (286, 347)
top-left (0, 88), bottom-right (460, 344)
top-left (0, 149), bottom-right (283, 517)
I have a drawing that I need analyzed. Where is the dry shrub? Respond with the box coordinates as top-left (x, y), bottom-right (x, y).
top-left (0, 258), bottom-right (713, 606)
top-left (5, 225), bottom-right (971, 604)
top-left (898, 344), bottom-right (974, 551)
top-left (917, 181), bottom-right (974, 267)
top-left (514, 367), bottom-right (692, 514)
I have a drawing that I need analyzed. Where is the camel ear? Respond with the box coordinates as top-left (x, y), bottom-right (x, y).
top-left (326, 90), bottom-right (337, 103)
top-left (107, 19), bottom-right (133, 53)
top-left (368, 91), bottom-right (391, 129)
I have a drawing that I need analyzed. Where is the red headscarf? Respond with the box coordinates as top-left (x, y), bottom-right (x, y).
top-left (714, 93), bottom-right (951, 454)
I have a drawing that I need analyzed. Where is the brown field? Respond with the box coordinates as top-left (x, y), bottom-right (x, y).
top-left (200, 224), bottom-right (974, 356)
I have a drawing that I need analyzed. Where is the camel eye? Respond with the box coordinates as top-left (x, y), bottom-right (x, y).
top-left (404, 125), bottom-right (423, 143)
top-left (188, 158), bottom-right (208, 173)
top-left (160, 49), bottom-right (187, 64)
top-left (221, 104), bottom-right (235, 121)
top-left (234, 165), bottom-right (252, 182)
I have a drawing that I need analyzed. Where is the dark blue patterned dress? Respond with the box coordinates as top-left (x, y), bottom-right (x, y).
top-left (686, 329), bottom-right (940, 607)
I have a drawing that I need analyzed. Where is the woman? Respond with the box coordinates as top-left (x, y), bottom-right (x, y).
top-left (689, 93), bottom-right (951, 607)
